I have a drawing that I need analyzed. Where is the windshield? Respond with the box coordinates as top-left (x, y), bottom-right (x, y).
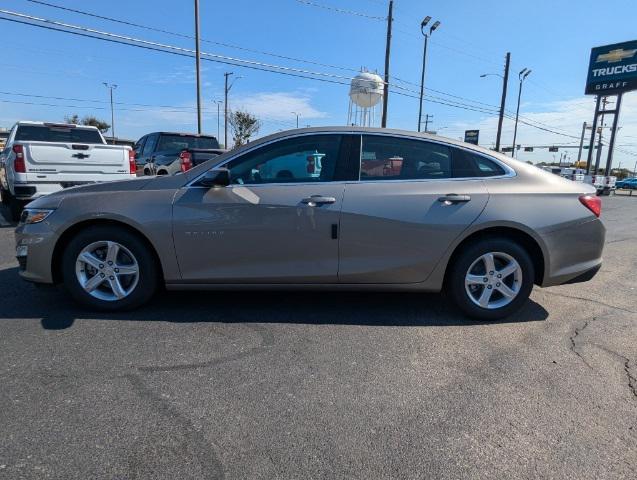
top-left (15, 125), bottom-right (104, 144)
top-left (157, 134), bottom-right (220, 151)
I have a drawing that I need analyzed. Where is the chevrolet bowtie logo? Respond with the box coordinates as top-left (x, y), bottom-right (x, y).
top-left (596, 48), bottom-right (637, 63)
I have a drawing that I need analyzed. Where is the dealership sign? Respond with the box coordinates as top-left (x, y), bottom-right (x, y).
top-left (464, 130), bottom-right (479, 145)
top-left (585, 40), bottom-right (637, 95)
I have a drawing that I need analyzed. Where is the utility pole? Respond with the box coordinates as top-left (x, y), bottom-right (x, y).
top-left (496, 52), bottom-right (510, 151)
top-left (102, 82), bottom-right (117, 144)
top-left (511, 68), bottom-right (531, 157)
top-left (381, 0), bottom-right (393, 128)
top-left (577, 121), bottom-right (587, 164)
top-left (194, 0), bottom-right (203, 134)
top-left (213, 100), bottom-right (222, 143)
top-left (224, 72), bottom-right (233, 149)
top-left (423, 114), bottom-right (433, 133)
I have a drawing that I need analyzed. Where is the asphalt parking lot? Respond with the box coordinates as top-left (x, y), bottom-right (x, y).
top-left (0, 197), bottom-right (635, 480)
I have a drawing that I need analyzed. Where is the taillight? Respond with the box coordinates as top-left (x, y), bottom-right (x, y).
top-left (128, 149), bottom-right (136, 175)
top-left (579, 194), bottom-right (601, 217)
top-left (180, 150), bottom-right (192, 172)
top-left (13, 144), bottom-right (26, 173)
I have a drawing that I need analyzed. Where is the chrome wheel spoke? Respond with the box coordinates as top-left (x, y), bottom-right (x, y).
top-left (79, 251), bottom-right (102, 270)
top-left (483, 253), bottom-right (496, 274)
top-left (115, 264), bottom-right (138, 276)
top-left (497, 283), bottom-right (517, 299)
top-left (105, 242), bottom-right (120, 264)
top-left (478, 287), bottom-right (493, 307)
top-left (465, 274), bottom-right (485, 285)
top-left (498, 262), bottom-right (518, 278)
top-left (83, 274), bottom-right (105, 292)
top-left (108, 276), bottom-right (127, 299)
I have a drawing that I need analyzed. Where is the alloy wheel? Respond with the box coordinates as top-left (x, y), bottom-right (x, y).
top-left (464, 252), bottom-right (522, 310)
top-left (75, 241), bottom-right (140, 302)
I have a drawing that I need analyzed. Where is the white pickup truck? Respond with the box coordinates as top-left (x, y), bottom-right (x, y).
top-left (0, 121), bottom-right (135, 221)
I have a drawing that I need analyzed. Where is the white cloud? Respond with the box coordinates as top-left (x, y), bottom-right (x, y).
top-left (233, 91), bottom-right (327, 121)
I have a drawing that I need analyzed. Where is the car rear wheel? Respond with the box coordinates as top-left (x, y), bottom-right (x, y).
top-left (61, 226), bottom-right (158, 310)
top-left (447, 238), bottom-right (534, 320)
top-left (8, 194), bottom-right (25, 222)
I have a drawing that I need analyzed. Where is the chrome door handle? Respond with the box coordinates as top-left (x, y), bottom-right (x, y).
top-left (301, 195), bottom-right (336, 206)
top-left (438, 194), bottom-right (471, 205)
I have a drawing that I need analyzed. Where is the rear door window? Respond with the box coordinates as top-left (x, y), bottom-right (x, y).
top-left (360, 135), bottom-right (451, 180)
top-left (15, 125), bottom-right (104, 144)
top-left (451, 148), bottom-right (506, 178)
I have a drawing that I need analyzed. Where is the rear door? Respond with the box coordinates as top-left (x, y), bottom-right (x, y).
top-left (338, 135), bottom-right (491, 283)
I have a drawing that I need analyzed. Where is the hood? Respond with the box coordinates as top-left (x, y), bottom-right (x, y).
top-left (25, 177), bottom-right (155, 209)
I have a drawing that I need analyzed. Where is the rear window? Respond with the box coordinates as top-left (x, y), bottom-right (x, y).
top-left (157, 134), bottom-right (220, 151)
top-left (451, 148), bottom-right (506, 178)
top-left (15, 125), bottom-right (104, 144)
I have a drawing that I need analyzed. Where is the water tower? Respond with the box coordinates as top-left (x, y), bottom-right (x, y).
top-left (347, 70), bottom-right (384, 127)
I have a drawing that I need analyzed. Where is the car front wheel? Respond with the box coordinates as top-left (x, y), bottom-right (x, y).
top-left (61, 226), bottom-right (158, 310)
top-left (448, 238), bottom-right (535, 320)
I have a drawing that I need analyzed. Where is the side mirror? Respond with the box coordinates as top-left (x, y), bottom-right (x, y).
top-left (198, 168), bottom-right (230, 188)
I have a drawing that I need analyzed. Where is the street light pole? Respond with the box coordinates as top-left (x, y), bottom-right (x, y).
top-left (102, 82), bottom-right (117, 144)
top-left (223, 73), bottom-right (241, 148)
top-left (511, 68), bottom-right (531, 158)
top-left (194, 0), bottom-right (203, 134)
top-left (417, 17), bottom-right (440, 132)
top-left (292, 112), bottom-right (299, 128)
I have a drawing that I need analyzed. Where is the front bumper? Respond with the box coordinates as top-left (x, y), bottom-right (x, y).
top-left (540, 217), bottom-right (606, 287)
top-left (14, 220), bottom-right (59, 284)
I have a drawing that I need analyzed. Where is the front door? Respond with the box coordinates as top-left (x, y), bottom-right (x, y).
top-left (338, 135), bottom-right (490, 283)
top-left (172, 134), bottom-right (354, 283)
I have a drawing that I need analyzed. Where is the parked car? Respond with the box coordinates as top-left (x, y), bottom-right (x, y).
top-left (132, 132), bottom-right (224, 176)
top-left (616, 178), bottom-right (637, 189)
top-left (0, 121), bottom-right (134, 221)
top-left (15, 127), bottom-right (605, 320)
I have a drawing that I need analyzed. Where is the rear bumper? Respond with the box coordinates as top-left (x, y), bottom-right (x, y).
top-left (540, 217), bottom-right (605, 287)
top-left (561, 263), bottom-right (602, 285)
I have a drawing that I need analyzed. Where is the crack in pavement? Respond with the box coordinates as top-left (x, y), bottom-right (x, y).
top-left (569, 320), bottom-right (594, 370)
top-left (123, 373), bottom-right (225, 480)
top-left (590, 343), bottom-right (637, 401)
top-left (541, 290), bottom-right (636, 314)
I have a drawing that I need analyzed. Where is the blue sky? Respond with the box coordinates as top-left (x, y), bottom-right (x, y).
top-left (1, 0), bottom-right (636, 166)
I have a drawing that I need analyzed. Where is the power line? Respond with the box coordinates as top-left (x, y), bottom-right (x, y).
top-left (2, 9), bottom-right (633, 154)
top-left (24, 0), bottom-right (365, 74)
top-left (293, 0), bottom-right (385, 20)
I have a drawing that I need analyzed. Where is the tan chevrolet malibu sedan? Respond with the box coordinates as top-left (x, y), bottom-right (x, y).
top-left (15, 127), bottom-right (605, 320)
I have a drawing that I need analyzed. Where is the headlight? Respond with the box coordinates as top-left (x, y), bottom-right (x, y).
top-left (19, 208), bottom-right (55, 224)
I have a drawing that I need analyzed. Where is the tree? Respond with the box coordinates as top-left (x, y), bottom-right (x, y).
top-left (229, 110), bottom-right (261, 148)
top-left (64, 114), bottom-right (111, 133)
top-left (64, 114), bottom-right (80, 125)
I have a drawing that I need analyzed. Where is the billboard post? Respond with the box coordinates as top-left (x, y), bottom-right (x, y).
top-left (584, 40), bottom-right (637, 174)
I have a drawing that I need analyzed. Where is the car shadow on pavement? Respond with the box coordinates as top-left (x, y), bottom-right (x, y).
top-left (0, 267), bottom-right (549, 330)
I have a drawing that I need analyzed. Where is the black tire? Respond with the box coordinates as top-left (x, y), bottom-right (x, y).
top-left (61, 226), bottom-right (158, 311)
top-left (447, 237), bottom-right (535, 321)
top-left (8, 195), bottom-right (24, 222)
top-left (0, 185), bottom-right (9, 206)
